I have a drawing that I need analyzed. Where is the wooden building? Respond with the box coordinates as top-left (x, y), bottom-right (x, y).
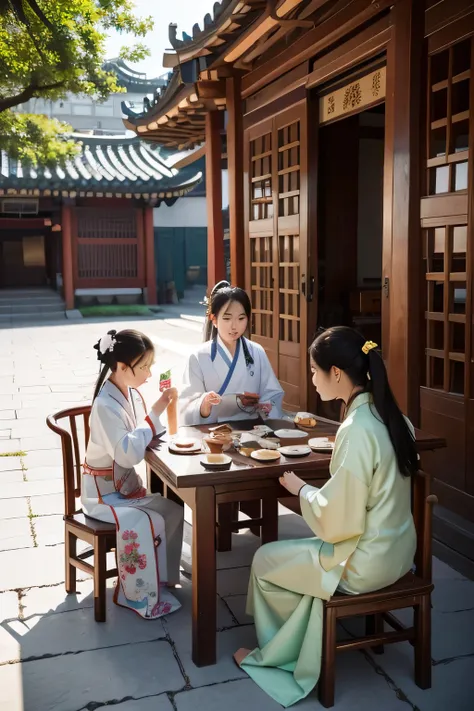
top-left (0, 134), bottom-right (201, 307)
top-left (124, 0), bottom-right (474, 575)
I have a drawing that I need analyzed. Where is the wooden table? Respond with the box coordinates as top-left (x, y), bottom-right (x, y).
top-left (145, 417), bottom-right (445, 667)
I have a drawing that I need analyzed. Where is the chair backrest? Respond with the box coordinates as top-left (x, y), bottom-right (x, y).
top-left (411, 470), bottom-right (437, 582)
top-left (46, 406), bottom-right (91, 516)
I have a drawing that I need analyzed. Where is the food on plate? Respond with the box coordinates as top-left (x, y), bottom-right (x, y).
top-left (209, 423), bottom-right (233, 434)
top-left (295, 412), bottom-right (317, 428)
top-left (251, 449), bottom-right (281, 461)
top-left (174, 438), bottom-right (196, 449)
top-left (206, 453), bottom-right (228, 464)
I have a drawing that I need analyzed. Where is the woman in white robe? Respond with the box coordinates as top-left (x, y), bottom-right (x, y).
top-left (180, 282), bottom-right (284, 425)
top-left (234, 327), bottom-right (419, 706)
top-left (82, 329), bottom-right (184, 620)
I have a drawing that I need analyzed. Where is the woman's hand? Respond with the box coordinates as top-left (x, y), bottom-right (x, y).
top-left (152, 387), bottom-right (178, 417)
top-left (279, 471), bottom-right (306, 496)
top-left (200, 391), bottom-right (222, 418)
top-left (258, 402), bottom-right (272, 416)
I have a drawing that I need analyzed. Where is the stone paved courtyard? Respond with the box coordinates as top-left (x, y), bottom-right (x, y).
top-left (0, 311), bottom-right (473, 711)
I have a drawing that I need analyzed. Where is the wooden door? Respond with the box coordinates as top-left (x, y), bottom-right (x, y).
top-left (244, 103), bottom-right (309, 411)
top-left (420, 35), bottom-right (474, 521)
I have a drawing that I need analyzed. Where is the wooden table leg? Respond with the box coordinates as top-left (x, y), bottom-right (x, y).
top-left (216, 502), bottom-right (234, 552)
top-left (261, 496), bottom-right (279, 544)
top-left (192, 485), bottom-right (217, 666)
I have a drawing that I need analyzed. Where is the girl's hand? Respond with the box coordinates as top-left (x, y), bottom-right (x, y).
top-left (200, 391), bottom-right (222, 418)
top-left (279, 471), bottom-right (306, 496)
top-left (152, 387), bottom-right (178, 417)
top-left (159, 387), bottom-right (178, 405)
top-left (258, 402), bottom-right (272, 416)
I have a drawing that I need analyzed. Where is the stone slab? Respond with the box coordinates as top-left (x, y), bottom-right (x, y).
top-left (110, 695), bottom-right (174, 711)
top-left (3, 639), bottom-right (185, 711)
top-left (0, 456), bottom-right (22, 471)
top-left (20, 435), bottom-right (62, 452)
top-left (222, 594), bottom-right (253, 626)
top-left (0, 497), bottom-right (29, 521)
top-left (0, 410), bottom-right (16, 420)
top-left (0, 517), bottom-right (32, 551)
top-left (33, 515), bottom-right (65, 547)
top-left (0, 480), bottom-right (63, 499)
top-left (373, 644), bottom-right (474, 711)
top-left (30, 494), bottom-right (64, 516)
top-left (0, 439), bottom-right (21, 454)
top-left (0, 545), bottom-right (65, 591)
top-left (21, 579), bottom-right (98, 618)
top-left (0, 468), bottom-right (24, 483)
top-left (217, 567), bottom-right (251, 598)
top-left (0, 663), bottom-right (24, 711)
top-left (23, 466), bottom-right (63, 482)
top-left (0, 591), bottom-right (19, 620)
top-left (22, 450), bottom-right (63, 468)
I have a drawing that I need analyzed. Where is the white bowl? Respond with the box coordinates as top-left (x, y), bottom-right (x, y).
top-left (278, 445), bottom-right (312, 458)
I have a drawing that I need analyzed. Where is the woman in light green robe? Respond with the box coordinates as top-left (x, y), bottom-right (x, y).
top-left (234, 327), bottom-right (419, 707)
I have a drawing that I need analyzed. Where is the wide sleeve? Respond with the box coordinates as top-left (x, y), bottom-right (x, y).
top-left (93, 400), bottom-right (163, 468)
top-left (179, 352), bottom-right (209, 425)
top-left (299, 424), bottom-right (373, 543)
top-left (256, 345), bottom-right (285, 417)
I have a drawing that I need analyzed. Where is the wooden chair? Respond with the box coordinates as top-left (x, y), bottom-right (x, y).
top-left (46, 406), bottom-right (117, 622)
top-left (318, 470), bottom-right (437, 707)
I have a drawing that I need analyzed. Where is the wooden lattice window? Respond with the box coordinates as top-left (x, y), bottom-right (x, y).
top-left (424, 224), bottom-right (467, 394)
top-left (279, 234), bottom-right (300, 344)
top-left (74, 207), bottom-right (142, 286)
top-left (278, 122), bottom-right (300, 216)
top-left (250, 235), bottom-right (274, 339)
top-left (423, 37), bottom-right (473, 396)
top-left (427, 39), bottom-right (471, 195)
top-left (251, 132), bottom-right (273, 220)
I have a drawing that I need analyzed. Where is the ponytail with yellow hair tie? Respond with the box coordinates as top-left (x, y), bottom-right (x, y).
top-left (362, 340), bottom-right (378, 355)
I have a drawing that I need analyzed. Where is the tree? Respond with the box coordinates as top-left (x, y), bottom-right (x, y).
top-left (0, 0), bottom-right (153, 166)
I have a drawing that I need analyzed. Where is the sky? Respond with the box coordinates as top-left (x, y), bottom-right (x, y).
top-left (105, 0), bottom-right (218, 78)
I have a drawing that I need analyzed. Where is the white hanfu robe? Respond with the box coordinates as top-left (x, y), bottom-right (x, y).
top-left (82, 380), bottom-right (184, 620)
top-left (240, 392), bottom-right (417, 706)
top-left (180, 335), bottom-right (284, 425)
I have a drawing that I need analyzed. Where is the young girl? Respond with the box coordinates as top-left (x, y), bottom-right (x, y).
top-left (234, 326), bottom-right (418, 706)
top-left (180, 281), bottom-right (284, 425)
top-left (82, 329), bottom-right (184, 620)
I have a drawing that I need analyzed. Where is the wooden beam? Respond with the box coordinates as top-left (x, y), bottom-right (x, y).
top-left (61, 203), bottom-right (74, 310)
top-left (205, 111), bottom-right (226, 290)
top-left (226, 75), bottom-right (245, 288)
top-left (385, 0), bottom-right (424, 421)
top-left (143, 206), bottom-right (157, 304)
top-left (241, 0), bottom-right (393, 98)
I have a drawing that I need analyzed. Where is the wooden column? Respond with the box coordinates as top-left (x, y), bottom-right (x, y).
top-left (61, 202), bottom-right (74, 310)
top-left (385, 0), bottom-right (424, 421)
top-left (226, 75), bottom-right (245, 287)
top-left (143, 205), bottom-right (157, 304)
top-left (205, 110), bottom-right (225, 290)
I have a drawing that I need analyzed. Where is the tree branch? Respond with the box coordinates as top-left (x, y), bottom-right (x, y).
top-left (0, 81), bottom-right (65, 112)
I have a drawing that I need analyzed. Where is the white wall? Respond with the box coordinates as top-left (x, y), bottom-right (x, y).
top-left (357, 138), bottom-right (384, 285)
top-left (153, 197), bottom-right (207, 228)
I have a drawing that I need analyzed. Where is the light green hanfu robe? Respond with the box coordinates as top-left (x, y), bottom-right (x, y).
top-left (240, 392), bottom-right (417, 707)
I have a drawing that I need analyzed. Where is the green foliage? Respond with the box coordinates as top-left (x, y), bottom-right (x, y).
top-left (0, 0), bottom-right (153, 165)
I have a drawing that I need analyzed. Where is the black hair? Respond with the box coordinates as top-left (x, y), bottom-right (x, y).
top-left (203, 281), bottom-right (254, 366)
top-left (92, 329), bottom-right (154, 401)
top-left (309, 326), bottom-right (418, 477)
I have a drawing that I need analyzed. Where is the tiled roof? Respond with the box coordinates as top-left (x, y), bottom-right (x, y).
top-left (103, 59), bottom-right (168, 94)
top-left (0, 134), bottom-right (202, 199)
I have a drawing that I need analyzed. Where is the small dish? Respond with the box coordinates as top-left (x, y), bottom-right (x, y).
top-left (308, 437), bottom-right (334, 452)
top-left (274, 429), bottom-right (309, 447)
top-left (278, 445), bottom-right (312, 458)
top-left (200, 453), bottom-right (232, 470)
top-left (251, 449), bottom-right (281, 462)
top-left (169, 439), bottom-right (201, 454)
top-left (257, 437), bottom-right (280, 450)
